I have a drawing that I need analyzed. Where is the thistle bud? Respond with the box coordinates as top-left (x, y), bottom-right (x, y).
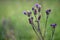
top-left (32, 7), bottom-right (34, 10)
top-left (27, 10), bottom-right (32, 17)
top-left (28, 17), bottom-right (33, 24)
top-left (34, 9), bottom-right (37, 15)
top-left (50, 24), bottom-right (57, 28)
top-left (38, 5), bottom-right (41, 12)
top-left (38, 15), bottom-right (41, 20)
top-left (23, 11), bottom-right (27, 15)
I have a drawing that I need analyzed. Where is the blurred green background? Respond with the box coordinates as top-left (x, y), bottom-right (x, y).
top-left (0, 0), bottom-right (60, 40)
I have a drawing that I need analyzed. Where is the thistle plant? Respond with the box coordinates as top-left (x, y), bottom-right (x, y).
top-left (23, 3), bottom-right (57, 40)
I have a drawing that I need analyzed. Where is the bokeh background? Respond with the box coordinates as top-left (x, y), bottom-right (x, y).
top-left (0, 0), bottom-right (60, 40)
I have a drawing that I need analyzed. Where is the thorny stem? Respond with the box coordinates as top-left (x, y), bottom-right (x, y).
top-left (50, 28), bottom-right (55, 40)
top-left (31, 23), bottom-right (41, 40)
top-left (44, 15), bottom-right (48, 39)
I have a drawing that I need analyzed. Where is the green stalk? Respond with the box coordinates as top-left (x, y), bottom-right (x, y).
top-left (35, 15), bottom-right (44, 40)
top-left (44, 15), bottom-right (48, 39)
top-left (50, 28), bottom-right (55, 40)
top-left (37, 21), bottom-right (44, 40)
top-left (31, 23), bottom-right (41, 40)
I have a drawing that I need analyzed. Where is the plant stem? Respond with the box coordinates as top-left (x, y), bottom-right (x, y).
top-left (31, 24), bottom-right (41, 40)
top-left (44, 15), bottom-right (48, 39)
top-left (37, 21), bottom-right (44, 40)
top-left (34, 15), bottom-right (44, 40)
top-left (50, 28), bottom-right (55, 40)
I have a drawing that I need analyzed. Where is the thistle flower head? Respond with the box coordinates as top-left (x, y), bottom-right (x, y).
top-left (35, 3), bottom-right (41, 12)
top-left (28, 17), bottom-right (33, 24)
top-left (46, 9), bottom-right (51, 15)
top-left (27, 10), bottom-right (32, 17)
top-left (35, 3), bottom-right (39, 8)
top-left (50, 24), bottom-right (57, 28)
